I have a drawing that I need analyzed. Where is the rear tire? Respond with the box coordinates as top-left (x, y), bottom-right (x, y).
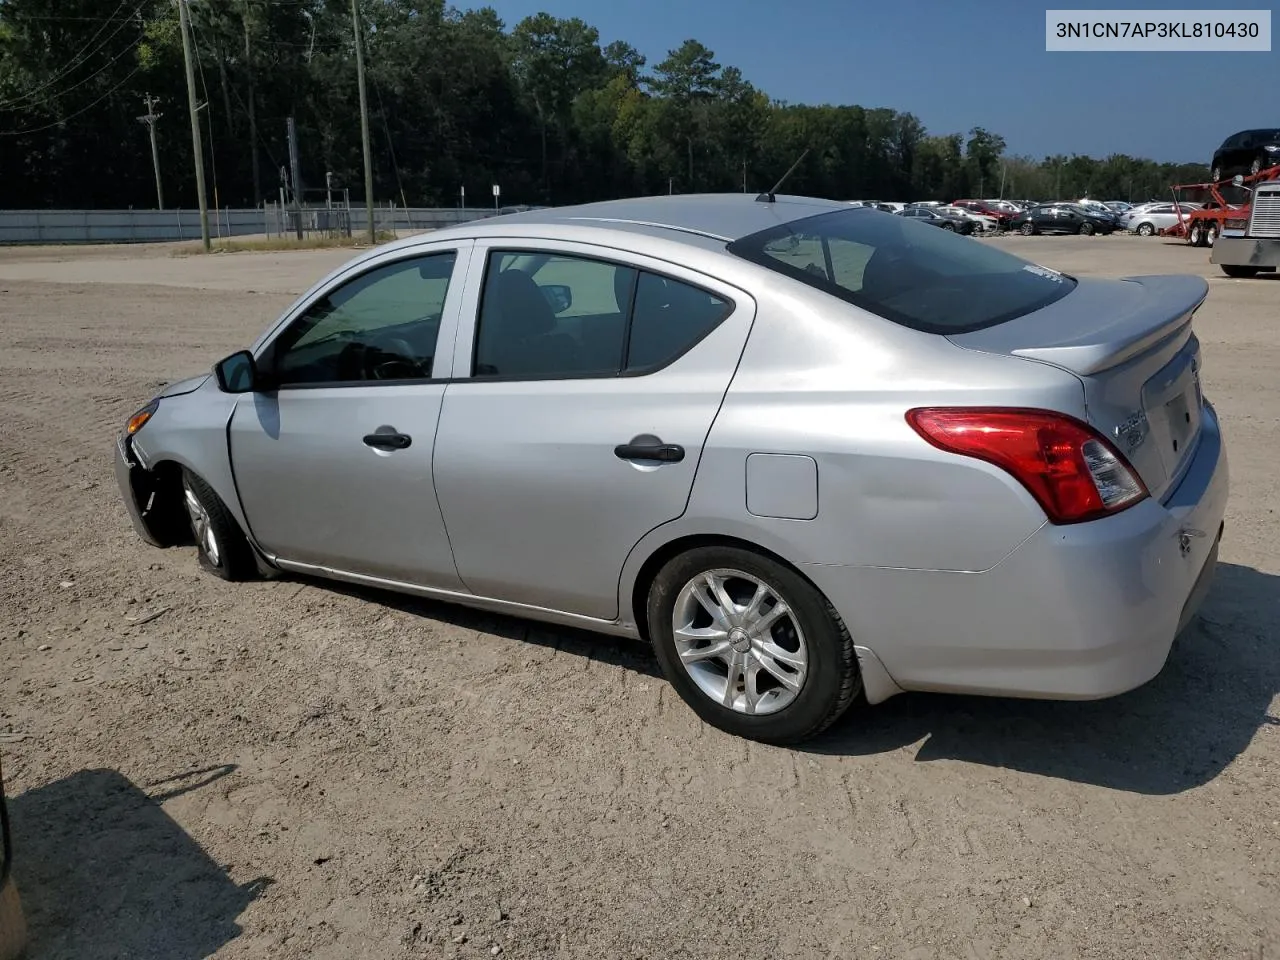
top-left (1136, 222), bottom-right (1155, 237)
top-left (1221, 264), bottom-right (1259, 279)
top-left (1205, 223), bottom-right (1217, 247)
top-left (181, 468), bottom-right (257, 581)
top-left (647, 546), bottom-right (861, 744)
top-left (1079, 221), bottom-right (1095, 236)
top-left (1019, 221), bottom-right (1035, 236)
top-left (1188, 222), bottom-right (1203, 247)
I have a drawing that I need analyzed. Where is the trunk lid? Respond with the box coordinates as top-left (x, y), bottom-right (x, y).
top-left (948, 274), bottom-right (1208, 501)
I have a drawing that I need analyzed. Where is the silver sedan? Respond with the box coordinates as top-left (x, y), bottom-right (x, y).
top-left (1123, 202), bottom-right (1202, 236)
top-left (115, 195), bottom-right (1228, 744)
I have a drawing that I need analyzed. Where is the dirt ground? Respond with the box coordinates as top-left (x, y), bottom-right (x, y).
top-left (0, 234), bottom-right (1277, 960)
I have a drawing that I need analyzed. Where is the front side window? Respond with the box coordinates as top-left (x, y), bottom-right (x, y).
top-left (271, 252), bottom-right (457, 386)
top-left (473, 250), bottom-right (732, 379)
top-left (728, 207), bottom-right (1076, 334)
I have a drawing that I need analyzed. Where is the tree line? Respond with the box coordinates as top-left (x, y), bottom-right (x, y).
top-left (0, 0), bottom-right (1210, 211)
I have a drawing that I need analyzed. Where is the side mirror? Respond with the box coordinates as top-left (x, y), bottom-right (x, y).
top-left (540, 283), bottom-right (572, 314)
top-left (213, 350), bottom-right (258, 393)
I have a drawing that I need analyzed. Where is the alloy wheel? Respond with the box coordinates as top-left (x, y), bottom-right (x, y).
top-left (182, 477), bottom-right (221, 567)
top-left (671, 569), bottom-right (809, 716)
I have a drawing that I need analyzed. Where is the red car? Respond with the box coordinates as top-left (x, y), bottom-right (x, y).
top-left (952, 199), bottom-right (1015, 224)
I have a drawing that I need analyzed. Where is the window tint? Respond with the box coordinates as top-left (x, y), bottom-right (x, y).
top-left (728, 207), bottom-right (1075, 334)
top-left (272, 252), bottom-right (456, 386)
top-left (625, 273), bottom-right (731, 370)
top-left (474, 253), bottom-right (636, 378)
top-left (472, 250), bottom-right (733, 379)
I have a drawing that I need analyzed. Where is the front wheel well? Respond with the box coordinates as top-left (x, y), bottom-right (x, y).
top-left (139, 459), bottom-right (192, 547)
top-left (630, 534), bottom-right (827, 642)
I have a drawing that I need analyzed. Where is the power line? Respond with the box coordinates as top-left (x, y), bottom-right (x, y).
top-left (0, 1), bottom-right (137, 109)
top-left (0, 31), bottom-right (147, 115)
top-left (0, 64), bottom-right (141, 136)
top-left (371, 73), bottom-right (408, 211)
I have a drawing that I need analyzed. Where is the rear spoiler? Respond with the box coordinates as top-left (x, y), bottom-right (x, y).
top-left (950, 275), bottom-right (1207, 375)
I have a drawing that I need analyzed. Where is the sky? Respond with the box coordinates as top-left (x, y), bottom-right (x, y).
top-left (473, 0), bottom-right (1278, 164)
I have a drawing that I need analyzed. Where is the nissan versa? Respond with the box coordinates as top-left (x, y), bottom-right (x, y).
top-left (114, 195), bottom-right (1228, 744)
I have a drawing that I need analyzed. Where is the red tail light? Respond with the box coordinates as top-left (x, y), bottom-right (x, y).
top-left (906, 408), bottom-right (1149, 524)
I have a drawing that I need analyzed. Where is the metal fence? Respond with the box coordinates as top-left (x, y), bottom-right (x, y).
top-left (0, 205), bottom-right (531, 245)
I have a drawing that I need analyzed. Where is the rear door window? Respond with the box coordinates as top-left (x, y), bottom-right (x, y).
top-left (473, 250), bottom-right (733, 378)
top-left (728, 207), bottom-right (1075, 334)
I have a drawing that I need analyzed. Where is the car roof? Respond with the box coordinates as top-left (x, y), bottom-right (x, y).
top-left (433, 193), bottom-right (851, 246)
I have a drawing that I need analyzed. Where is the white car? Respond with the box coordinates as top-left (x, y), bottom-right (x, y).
top-left (934, 205), bottom-right (999, 232)
top-left (1122, 203), bottom-right (1202, 237)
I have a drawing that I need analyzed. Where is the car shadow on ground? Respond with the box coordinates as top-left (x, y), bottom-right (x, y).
top-left (8, 765), bottom-right (272, 960)
top-left (808, 562), bottom-right (1280, 795)
top-left (307, 563), bottom-right (1275, 796)
top-left (313, 576), bottom-right (663, 679)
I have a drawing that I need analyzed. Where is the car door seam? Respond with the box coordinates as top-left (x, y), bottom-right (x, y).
top-left (222, 398), bottom-right (273, 559)
top-left (611, 292), bottom-right (760, 625)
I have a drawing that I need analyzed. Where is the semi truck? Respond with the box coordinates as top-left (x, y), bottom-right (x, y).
top-left (1212, 167), bottom-right (1280, 278)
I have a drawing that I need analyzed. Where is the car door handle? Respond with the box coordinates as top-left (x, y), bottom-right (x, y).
top-left (614, 441), bottom-right (684, 463)
top-left (363, 432), bottom-right (412, 450)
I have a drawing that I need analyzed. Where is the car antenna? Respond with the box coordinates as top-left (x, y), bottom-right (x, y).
top-left (755, 149), bottom-right (809, 203)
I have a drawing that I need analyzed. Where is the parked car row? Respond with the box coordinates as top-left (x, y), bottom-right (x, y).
top-left (850, 198), bottom-right (1144, 235)
top-left (852, 196), bottom-right (1215, 239)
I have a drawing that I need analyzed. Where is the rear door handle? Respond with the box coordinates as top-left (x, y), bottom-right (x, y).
top-left (614, 441), bottom-right (684, 463)
top-left (363, 432), bottom-right (412, 450)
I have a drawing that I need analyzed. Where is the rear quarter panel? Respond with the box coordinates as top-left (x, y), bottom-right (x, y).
top-left (618, 272), bottom-right (1088, 625)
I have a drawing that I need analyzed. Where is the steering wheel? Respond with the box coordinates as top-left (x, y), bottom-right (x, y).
top-left (368, 336), bottom-right (425, 380)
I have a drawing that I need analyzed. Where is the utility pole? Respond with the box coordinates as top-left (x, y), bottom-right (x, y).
top-left (177, 0), bottom-right (210, 251)
top-left (351, 0), bottom-right (375, 244)
top-left (243, 14), bottom-right (261, 206)
top-left (287, 116), bottom-right (303, 240)
top-left (137, 93), bottom-right (164, 209)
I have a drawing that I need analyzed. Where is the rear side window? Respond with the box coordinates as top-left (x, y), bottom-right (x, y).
top-left (626, 273), bottom-right (730, 371)
top-left (727, 208), bottom-right (1076, 334)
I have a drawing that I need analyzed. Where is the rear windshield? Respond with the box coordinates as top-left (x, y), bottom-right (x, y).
top-left (726, 207), bottom-right (1076, 334)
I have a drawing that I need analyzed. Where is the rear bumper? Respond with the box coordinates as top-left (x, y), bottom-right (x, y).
top-left (1210, 236), bottom-right (1280, 268)
top-left (804, 402), bottom-right (1230, 701)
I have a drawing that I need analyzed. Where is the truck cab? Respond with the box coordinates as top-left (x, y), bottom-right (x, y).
top-left (1211, 169), bottom-right (1280, 278)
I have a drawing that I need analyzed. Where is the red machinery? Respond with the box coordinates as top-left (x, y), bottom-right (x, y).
top-left (1162, 162), bottom-right (1280, 246)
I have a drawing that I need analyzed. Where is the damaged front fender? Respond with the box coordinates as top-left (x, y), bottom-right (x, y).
top-left (114, 433), bottom-right (188, 548)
